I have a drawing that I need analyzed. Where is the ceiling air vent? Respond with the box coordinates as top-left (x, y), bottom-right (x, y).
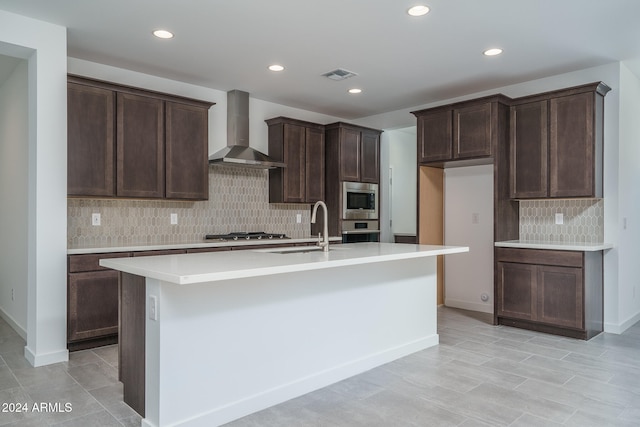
top-left (321, 68), bottom-right (358, 81)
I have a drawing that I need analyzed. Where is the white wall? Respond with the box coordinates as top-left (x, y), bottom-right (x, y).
top-left (355, 62), bottom-right (640, 333)
top-left (616, 62), bottom-right (640, 330)
top-left (443, 165), bottom-right (494, 313)
top-left (0, 10), bottom-right (68, 366)
top-left (0, 58), bottom-right (28, 337)
top-left (388, 127), bottom-right (417, 236)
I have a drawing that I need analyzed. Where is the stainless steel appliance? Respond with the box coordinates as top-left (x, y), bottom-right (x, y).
top-left (342, 181), bottom-right (378, 220)
top-left (208, 90), bottom-right (286, 169)
top-left (205, 231), bottom-right (289, 241)
top-left (341, 220), bottom-right (380, 243)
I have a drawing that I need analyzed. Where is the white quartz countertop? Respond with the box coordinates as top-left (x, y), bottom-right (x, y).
top-left (67, 236), bottom-right (342, 255)
top-left (495, 240), bottom-right (613, 251)
top-left (100, 242), bottom-right (469, 285)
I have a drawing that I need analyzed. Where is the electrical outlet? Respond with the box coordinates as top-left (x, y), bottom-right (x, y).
top-left (555, 213), bottom-right (563, 225)
top-left (11, 288), bottom-right (14, 301)
top-left (170, 213), bottom-right (178, 225)
top-left (149, 295), bottom-right (158, 321)
top-left (92, 213), bottom-right (101, 226)
top-left (296, 214), bottom-right (302, 224)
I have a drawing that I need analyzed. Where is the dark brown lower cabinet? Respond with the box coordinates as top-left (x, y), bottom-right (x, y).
top-left (495, 248), bottom-right (602, 340)
top-left (67, 252), bottom-right (131, 351)
top-left (68, 244), bottom-right (319, 352)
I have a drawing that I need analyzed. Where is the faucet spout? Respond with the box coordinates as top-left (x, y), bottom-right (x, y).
top-left (311, 201), bottom-right (329, 252)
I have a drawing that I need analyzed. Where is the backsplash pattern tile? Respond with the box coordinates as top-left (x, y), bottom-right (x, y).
top-left (519, 199), bottom-right (604, 243)
top-left (68, 167), bottom-right (311, 249)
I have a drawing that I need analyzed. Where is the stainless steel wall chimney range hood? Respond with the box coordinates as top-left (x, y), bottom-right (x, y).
top-left (208, 90), bottom-right (286, 169)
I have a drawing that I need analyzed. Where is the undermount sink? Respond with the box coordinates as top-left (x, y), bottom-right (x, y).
top-left (268, 246), bottom-right (351, 255)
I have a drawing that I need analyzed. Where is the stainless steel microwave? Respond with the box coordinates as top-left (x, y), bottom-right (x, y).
top-left (342, 181), bottom-right (378, 220)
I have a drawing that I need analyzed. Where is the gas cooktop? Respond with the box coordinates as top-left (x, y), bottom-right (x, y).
top-left (205, 231), bottom-right (290, 241)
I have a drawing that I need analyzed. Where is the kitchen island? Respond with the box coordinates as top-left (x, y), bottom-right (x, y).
top-left (101, 242), bottom-right (468, 427)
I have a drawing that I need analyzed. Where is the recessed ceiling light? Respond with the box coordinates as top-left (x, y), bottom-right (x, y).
top-left (268, 64), bottom-right (285, 72)
top-left (153, 29), bottom-right (174, 39)
top-left (407, 5), bottom-right (430, 17)
top-left (348, 88), bottom-right (362, 94)
top-left (483, 48), bottom-right (503, 56)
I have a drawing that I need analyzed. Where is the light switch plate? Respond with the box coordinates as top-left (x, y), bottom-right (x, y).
top-left (91, 213), bottom-right (101, 226)
top-left (555, 213), bottom-right (564, 225)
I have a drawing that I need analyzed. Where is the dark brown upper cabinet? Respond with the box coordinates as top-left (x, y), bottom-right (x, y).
top-left (165, 102), bottom-right (210, 200)
top-left (416, 107), bottom-right (451, 163)
top-left (116, 92), bottom-right (165, 198)
top-left (510, 82), bottom-right (610, 199)
top-left (266, 117), bottom-right (325, 204)
top-left (67, 83), bottom-right (116, 197)
top-left (67, 75), bottom-right (213, 200)
top-left (510, 100), bottom-right (548, 199)
top-left (325, 122), bottom-right (381, 184)
top-left (412, 96), bottom-right (509, 167)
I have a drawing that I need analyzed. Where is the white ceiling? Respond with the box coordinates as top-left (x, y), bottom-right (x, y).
top-left (1, 0), bottom-right (640, 119)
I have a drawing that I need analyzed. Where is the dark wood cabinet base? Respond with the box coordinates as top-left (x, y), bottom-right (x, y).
top-left (497, 317), bottom-right (599, 340)
top-left (495, 248), bottom-right (603, 340)
top-left (119, 272), bottom-right (146, 417)
top-left (67, 335), bottom-right (117, 352)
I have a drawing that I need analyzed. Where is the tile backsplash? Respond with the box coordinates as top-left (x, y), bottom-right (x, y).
top-left (518, 199), bottom-right (604, 244)
top-left (67, 167), bottom-right (311, 249)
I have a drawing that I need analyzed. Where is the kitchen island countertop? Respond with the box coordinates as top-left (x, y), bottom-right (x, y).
top-left (495, 240), bottom-right (613, 251)
top-left (100, 242), bottom-right (468, 285)
top-left (103, 241), bottom-right (468, 426)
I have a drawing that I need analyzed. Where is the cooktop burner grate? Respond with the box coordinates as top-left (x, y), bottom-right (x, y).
top-left (205, 231), bottom-right (290, 241)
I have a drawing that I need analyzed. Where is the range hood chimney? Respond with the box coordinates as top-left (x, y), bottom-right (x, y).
top-left (208, 90), bottom-right (286, 169)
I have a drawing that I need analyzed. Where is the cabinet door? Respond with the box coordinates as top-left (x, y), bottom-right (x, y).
top-left (453, 102), bottom-right (492, 159)
top-left (360, 131), bottom-right (380, 183)
top-left (67, 83), bottom-right (116, 197)
top-left (340, 127), bottom-right (361, 181)
top-left (283, 123), bottom-right (306, 203)
top-left (549, 92), bottom-right (594, 197)
top-left (68, 270), bottom-right (119, 342)
top-left (165, 102), bottom-right (209, 200)
top-left (497, 262), bottom-right (537, 321)
top-left (305, 126), bottom-right (325, 202)
top-left (537, 265), bottom-right (583, 329)
top-left (417, 110), bottom-right (452, 163)
top-left (116, 93), bottom-right (165, 198)
top-left (510, 101), bottom-right (548, 198)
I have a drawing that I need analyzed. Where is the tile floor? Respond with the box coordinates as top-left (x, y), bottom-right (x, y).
top-left (1, 308), bottom-right (639, 426)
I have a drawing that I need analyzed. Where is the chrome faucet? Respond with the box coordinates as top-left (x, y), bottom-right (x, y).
top-left (311, 201), bottom-right (329, 252)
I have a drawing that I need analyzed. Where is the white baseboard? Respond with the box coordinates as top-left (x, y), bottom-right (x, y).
top-left (604, 310), bottom-right (640, 334)
top-left (24, 346), bottom-right (68, 367)
top-left (445, 298), bottom-right (493, 314)
top-left (0, 307), bottom-right (27, 340)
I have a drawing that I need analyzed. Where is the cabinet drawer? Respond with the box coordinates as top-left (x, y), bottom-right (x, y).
top-left (495, 248), bottom-right (582, 268)
top-left (186, 247), bottom-right (232, 254)
top-left (133, 249), bottom-right (187, 257)
top-left (68, 252), bottom-right (131, 273)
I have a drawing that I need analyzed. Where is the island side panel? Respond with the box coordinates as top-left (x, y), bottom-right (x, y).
top-left (145, 256), bottom-right (438, 427)
top-left (119, 272), bottom-right (146, 417)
